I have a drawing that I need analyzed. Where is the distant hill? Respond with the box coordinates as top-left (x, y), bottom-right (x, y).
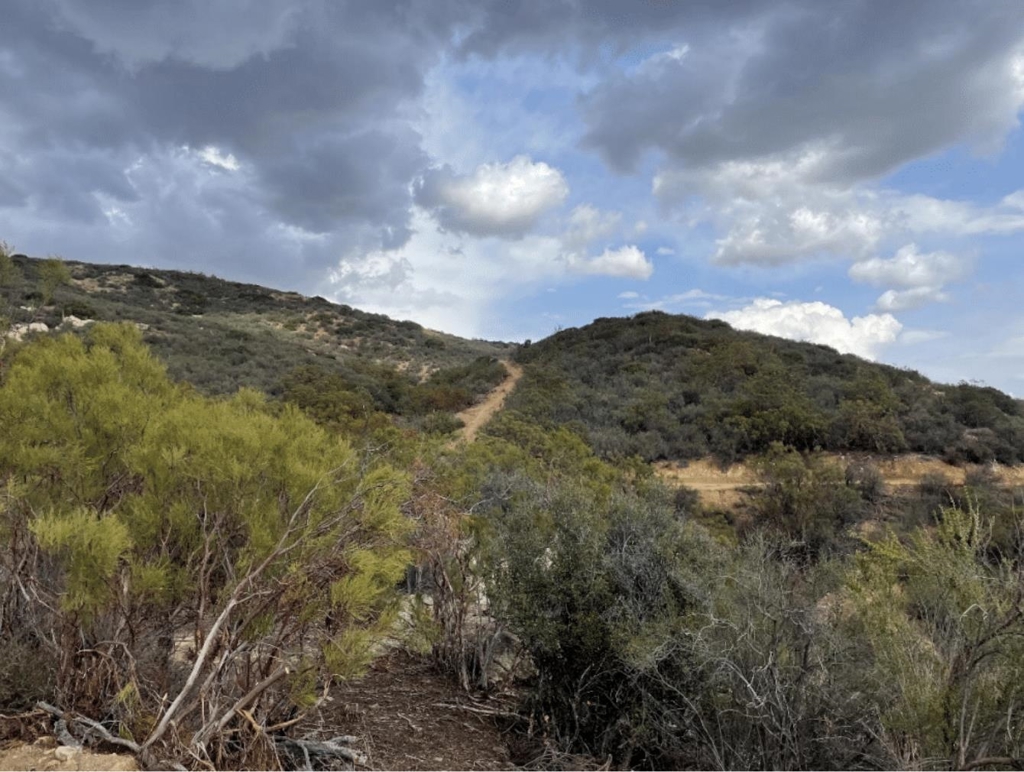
top-left (1, 255), bottom-right (510, 398)
top-left (509, 311), bottom-right (1024, 465)
top-left (4, 256), bottom-right (1021, 465)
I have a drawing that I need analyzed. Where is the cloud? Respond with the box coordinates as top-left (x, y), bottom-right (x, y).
top-left (570, 245), bottom-right (653, 279)
top-left (569, 2), bottom-right (1024, 267)
top-left (899, 329), bottom-right (950, 345)
top-left (581, 4), bottom-right (1024, 180)
top-left (651, 148), bottom-right (891, 265)
top-left (0, 0), bottom-right (470, 276)
top-left (563, 204), bottom-right (622, 252)
top-left (326, 208), bottom-right (649, 338)
top-left (708, 298), bottom-right (902, 360)
top-left (850, 244), bottom-right (970, 310)
top-left (849, 244), bottom-right (969, 288)
top-left (897, 192), bottom-right (1024, 236)
top-left (625, 288), bottom-right (730, 311)
top-left (415, 156), bottom-right (569, 238)
top-left (196, 145), bottom-right (241, 171)
top-left (618, 290), bottom-right (640, 299)
top-left (875, 286), bottom-right (950, 312)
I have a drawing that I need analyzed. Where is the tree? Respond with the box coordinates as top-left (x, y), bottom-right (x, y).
top-left (0, 324), bottom-right (412, 768)
top-left (723, 363), bottom-right (828, 455)
top-left (751, 443), bottom-right (866, 558)
top-left (0, 241), bottom-right (21, 288)
top-left (37, 256), bottom-right (71, 305)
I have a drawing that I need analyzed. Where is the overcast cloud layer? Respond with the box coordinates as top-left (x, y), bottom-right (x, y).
top-left (2, 0), bottom-right (1024, 391)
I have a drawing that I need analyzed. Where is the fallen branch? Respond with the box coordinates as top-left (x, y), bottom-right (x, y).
top-left (433, 700), bottom-right (520, 719)
top-left (0, 708), bottom-right (46, 721)
top-left (36, 701), bottom-right (141, 755)
top-left (274, 735), bottom-right (367, 769)
top-left (965, 757), bottom-right (1022, 771)
top-left (396, 712), bottom-right (421, 732)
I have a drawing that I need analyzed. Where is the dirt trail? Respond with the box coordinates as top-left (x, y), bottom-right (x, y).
top-left (0, 739), bottom-right (138, 771)
top-left (319, 651), bottom-right (512, 770)
top-left (454, 361), bottom-right (523, 443)
top-left (656, 454), bottom-right (1024, 508)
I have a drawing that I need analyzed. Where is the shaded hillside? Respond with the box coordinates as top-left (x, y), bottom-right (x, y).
top-left (1, 255), bottom-right (510, 404)
top-left (510, 310), bottom-right (1024, 464)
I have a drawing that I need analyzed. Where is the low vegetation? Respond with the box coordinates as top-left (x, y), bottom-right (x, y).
top-left (0, 253), bottom-right (510, 397)
top-left (2, 252), bottom-right (1023, 770)
top-left (512, 311), bottom-right (1024, 465)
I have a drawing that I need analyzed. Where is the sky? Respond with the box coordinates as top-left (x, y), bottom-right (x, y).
top-left (2, 1), bottom-right (1024, 393)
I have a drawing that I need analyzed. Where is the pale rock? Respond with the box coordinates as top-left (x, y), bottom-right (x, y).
top-left (54, 746), bottom-right (82, 762)
top-left (7, 321), bottom-right (49, 341)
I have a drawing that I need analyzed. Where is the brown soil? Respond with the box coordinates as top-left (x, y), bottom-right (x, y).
top-left (0, 654), bottom-right (513, 772)
top-left (656, 454), bottom-right (1024, 508)
top-left (0, 738), bottom-right (138, 771)
top-left (454, 362), bottom-right (523, 443)
top-left (316, 651), bottom-right (513, 771)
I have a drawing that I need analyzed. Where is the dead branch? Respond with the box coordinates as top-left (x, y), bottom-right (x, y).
top-left (36, 701), bottom-right (141, 755)
top-left (433, 700), bottom-right (520, 719)
top-left (274, 735), bottom-right (367, 768)
top-left (193, 665), bottom-right (289, 746)
top-left (965, 757), bottom-right (1023, 770)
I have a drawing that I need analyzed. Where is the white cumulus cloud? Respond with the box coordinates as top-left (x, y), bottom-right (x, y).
top-left (849, 244), bottom-right (969, 288)
top-left (850, 244), bottom-right (969, 311)
top-left (875, 286), bottom-right (950, 312)
top-left (570, 245), bottom-right (653, 279)
top-left (415, 155), bottom-right (569, 238)
top-left (708, 298), bottom-right (902, 360)
top-left (562, 204), bottom-right (622, 252)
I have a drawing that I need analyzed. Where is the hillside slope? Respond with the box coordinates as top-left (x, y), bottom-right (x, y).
top-left (1, 255), bottom-right (510, 398)
top-left (5, 255), bottom-right (1022, 467)
top-left (510, 311), bottom-right (1024, 465)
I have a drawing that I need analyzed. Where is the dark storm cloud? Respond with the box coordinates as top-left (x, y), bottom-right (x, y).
top-left (574, 1), bottom-right (1024, 184)
top-left (2, 0), bottom-right (1023, 288)
top-left (454, 0), bottom-right (767, 61)
top-left (0, 0), bottom-right (469, 279)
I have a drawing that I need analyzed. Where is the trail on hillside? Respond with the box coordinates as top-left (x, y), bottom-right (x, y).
top-left (454, 361), bottom-right (523, 443)
top-left (656, 455), bottom-right (1024, 507)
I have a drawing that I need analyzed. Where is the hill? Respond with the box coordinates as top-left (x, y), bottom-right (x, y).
top-left (1, 254), bottom-right (513, 431)
top-left (509, 310), bottom-right (1024, 465)
top-left (3, 254), bottom-right (1022, 466)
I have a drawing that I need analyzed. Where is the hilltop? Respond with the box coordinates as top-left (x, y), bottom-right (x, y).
top-left (509, 310), bottom-right (1024, 465)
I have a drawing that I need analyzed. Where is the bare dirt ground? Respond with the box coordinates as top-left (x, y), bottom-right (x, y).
top-left (0, 738), bottom-right (138, 771)
top-left (454, 362), bottom-right (523, 443)
top-left (656, 454), bottom-right (1024, 508)
top-left (0, 654), bottom-right (513, 772)
top-left (316, 651), bottom-right (513, 771)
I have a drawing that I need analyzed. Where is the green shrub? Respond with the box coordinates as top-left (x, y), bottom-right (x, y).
top-left (0, 324), bottom-right (412, 767)
top-left (62, 300), bottom-right (98, 319)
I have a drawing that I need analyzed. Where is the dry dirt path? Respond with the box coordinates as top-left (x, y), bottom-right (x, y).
top-left (318, 651), bottom-right (512, 770)
top-left (656, 455), bottom-right (1024, 508)
top-left (453, 361), bottom-right (523, 443)
top-left (0, 739), bottom-right (138, 771)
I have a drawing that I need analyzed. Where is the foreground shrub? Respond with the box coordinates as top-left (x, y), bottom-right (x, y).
top-left (0, 324), bottom-right (411, 768)
top-left (844, 504), bottom-right (1024, 769)
top-left (479, 472), bottom-right (722, 768)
